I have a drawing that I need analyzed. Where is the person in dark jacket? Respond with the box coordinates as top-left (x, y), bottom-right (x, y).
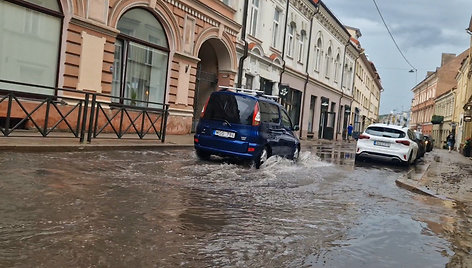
top-left (446, 133), bottom-right (455, 152)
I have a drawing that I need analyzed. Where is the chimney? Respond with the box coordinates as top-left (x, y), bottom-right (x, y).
top-left (440, 53), bottom-right (456, 66)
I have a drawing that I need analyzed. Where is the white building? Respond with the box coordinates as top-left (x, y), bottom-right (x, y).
top-left (234, 0), bottom-right (375, 140)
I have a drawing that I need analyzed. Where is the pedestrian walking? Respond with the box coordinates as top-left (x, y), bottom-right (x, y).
top-left (347, 124), bottom-right (353, 143)
top-left (446, 132), bottom-right (455, 152)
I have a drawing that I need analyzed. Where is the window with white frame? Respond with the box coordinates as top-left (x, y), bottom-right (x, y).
top-left (272, 9), bottom-right (280, 48)
top-left (325, 47), bottom-right (332, 78)
top-left (334, 53), bottom-right (340, 82)
top-left (298, 31), bottom-right (306, 62)
top-left (249, 0), bottom-right (259, 36)
top-left (287, 23), bottom-right (294, 57)
top-left (314, 38), bottom-right (322, 72)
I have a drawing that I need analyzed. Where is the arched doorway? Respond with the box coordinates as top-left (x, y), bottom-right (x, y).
top-left (192, 38), bottom-right (230, 131)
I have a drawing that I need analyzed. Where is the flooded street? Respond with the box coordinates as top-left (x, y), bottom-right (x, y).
top-left (0, 145), bottom-right (470, 267)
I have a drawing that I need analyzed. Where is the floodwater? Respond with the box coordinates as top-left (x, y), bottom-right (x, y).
top-left (0, 146), bottom-right (470, 267)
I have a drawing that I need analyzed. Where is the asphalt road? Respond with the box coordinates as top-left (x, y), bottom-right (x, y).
top-left (0, 144), bottom-right (469, 267)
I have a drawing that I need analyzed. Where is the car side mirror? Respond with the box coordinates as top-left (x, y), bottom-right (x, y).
top-left (292, 125), bottom-right (300, 131)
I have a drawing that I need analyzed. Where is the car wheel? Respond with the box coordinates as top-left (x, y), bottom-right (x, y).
top-left (408, 151), bottom-right (415, 165)
top-left (196, 149), bottom-right (211, 160)
top-left (254, 146), bottom-right (270, 169)
top-left (354, 154), bottom-right (360, 163)
top-left (292, 145), bottom-right (300, 161)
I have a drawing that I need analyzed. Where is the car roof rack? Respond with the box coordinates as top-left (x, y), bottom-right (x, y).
top-left (218, 86), bottom-right (279, 101)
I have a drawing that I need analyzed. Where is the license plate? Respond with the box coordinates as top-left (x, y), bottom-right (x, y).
top-left (374, 140), bottom-right (390, 147)
top-left (214, 130), bottom-right (236, 139)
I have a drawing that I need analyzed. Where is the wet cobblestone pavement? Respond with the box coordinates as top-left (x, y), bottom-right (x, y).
top-left (0, 145), bottom-right (470, 267)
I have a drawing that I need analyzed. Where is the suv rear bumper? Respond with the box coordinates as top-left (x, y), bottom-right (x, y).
top-left (356, 151), bottom-right (405, 163)
top-left (195, 144), bottom-right (258, 159)
top-left (194, 134), bottom-right (260, 160)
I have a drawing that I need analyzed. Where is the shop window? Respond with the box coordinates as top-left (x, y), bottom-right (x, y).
top-left (281, 88), bottom-right (302, 126)
top-left (112, 8), bottom-right (169, 108)
top-left (0, 0), bottom-right (62, 95)
top-left (245, 74), bottom-right (253, 89)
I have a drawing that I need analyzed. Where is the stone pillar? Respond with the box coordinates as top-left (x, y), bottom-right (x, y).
top-left (166, 52), bottom-right (200, 134)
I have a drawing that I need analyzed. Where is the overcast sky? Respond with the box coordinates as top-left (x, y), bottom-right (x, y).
top-left (324, 0), bottom-right (472, 115)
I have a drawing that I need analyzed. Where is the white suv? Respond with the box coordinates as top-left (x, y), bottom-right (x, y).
top-left (355, 123), bottom-right (419, 165)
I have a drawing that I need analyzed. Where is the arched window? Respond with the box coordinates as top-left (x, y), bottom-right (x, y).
top-left (298, 31), bottom-right (306, 63)
top-left (334, 53), bottom-right (340, 82)
top-left (112, 8), bottom-right (169, 107)
top-left (325, 46), bottom-right (332, 78)
top-left (314, 38), bottom-right (322, 72)
top-left (0, 0), bottom-right (63, 95)
top-left (287, 23), bottom-right (295, 57)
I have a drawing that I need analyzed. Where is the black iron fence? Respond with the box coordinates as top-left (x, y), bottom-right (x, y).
top-left (0, 79), bottom-right (169, 143)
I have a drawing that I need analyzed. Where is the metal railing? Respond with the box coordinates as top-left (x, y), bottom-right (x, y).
top-left (0, 79), bottom-right (169, 143)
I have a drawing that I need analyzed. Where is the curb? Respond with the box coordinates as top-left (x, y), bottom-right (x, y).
top-left (395, 162), bottom-right (455, 201)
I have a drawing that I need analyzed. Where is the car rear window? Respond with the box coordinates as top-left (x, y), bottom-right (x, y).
top-left (365, 126), bottom-right (406, 138)
top-left (203, 93), bottom-right (256, 125)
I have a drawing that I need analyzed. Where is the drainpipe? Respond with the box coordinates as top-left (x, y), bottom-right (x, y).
top-left (237, 0), bottom-right (249, 88)
top-left (278, 0), bottom-right (291, 91)
top-left (349, 49), bottom-right (363, 134)
top-left (336, 41), bottom-right (349, 141)
top-left (299, 7), bottom-right (319, 138)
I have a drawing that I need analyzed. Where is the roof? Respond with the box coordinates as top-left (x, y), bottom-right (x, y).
top-left (216, 88), bottom-right (280, 104)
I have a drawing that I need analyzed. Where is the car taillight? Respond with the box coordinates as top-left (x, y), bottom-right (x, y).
top-left (252, 102), bottom-right (260, 126)
top-left (396, 140), bottom-right (410, 146)
top-left (358, 134), bottom-right (370, 139)
top-left (200, 97), bottom-right (210, 118)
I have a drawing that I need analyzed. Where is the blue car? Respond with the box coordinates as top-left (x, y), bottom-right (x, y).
top-left (194, 88), bottom-right (300, 168)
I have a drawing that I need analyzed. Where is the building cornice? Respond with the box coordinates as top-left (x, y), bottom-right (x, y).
top-left (165, 0), bottom-right (241, 37)
top-left (70, 16), bottom-right (119, 36)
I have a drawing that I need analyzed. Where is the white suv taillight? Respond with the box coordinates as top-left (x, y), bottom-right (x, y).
top-left (396, 140), bottom-right (410, 146)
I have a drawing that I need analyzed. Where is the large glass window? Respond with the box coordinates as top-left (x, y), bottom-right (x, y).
top-left (281, 88), bottom-right (302, 126)
top-left (112, 8), bottom-right (169, 108)
top-left (0, 0), bottom-right (62, 95)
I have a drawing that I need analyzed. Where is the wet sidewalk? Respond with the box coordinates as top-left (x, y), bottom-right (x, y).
top-left (0, 131), bottom-right (348, 152)
top-left (396, 149), bottom-right (472, 203)
top-left (0, 132), bottom-right (195, 152)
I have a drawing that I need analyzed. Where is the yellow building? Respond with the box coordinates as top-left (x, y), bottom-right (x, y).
top-left (455, 17), bottom-right (472, 149)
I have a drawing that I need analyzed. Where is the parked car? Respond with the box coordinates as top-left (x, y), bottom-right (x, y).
top-left (194, 88), bottom-right (300, 168)
top-left (355, 123), bottom-right (419, 165)
top-left (414, 131), bottom-right (426, 158)
top-left (423, 135), bottom-right (434, 152)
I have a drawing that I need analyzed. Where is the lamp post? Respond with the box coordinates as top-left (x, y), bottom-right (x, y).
top-left (409, 68), bottom-right (418, 84)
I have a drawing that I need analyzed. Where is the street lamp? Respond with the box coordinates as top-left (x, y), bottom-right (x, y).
top-left (409, 68), bottom-right (418, 84)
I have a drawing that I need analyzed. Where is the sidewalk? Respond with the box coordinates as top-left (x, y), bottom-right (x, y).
top-left (0, 132), bottom-right (195, 152)
top-left (396, 149), bottom-right (472, 203)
